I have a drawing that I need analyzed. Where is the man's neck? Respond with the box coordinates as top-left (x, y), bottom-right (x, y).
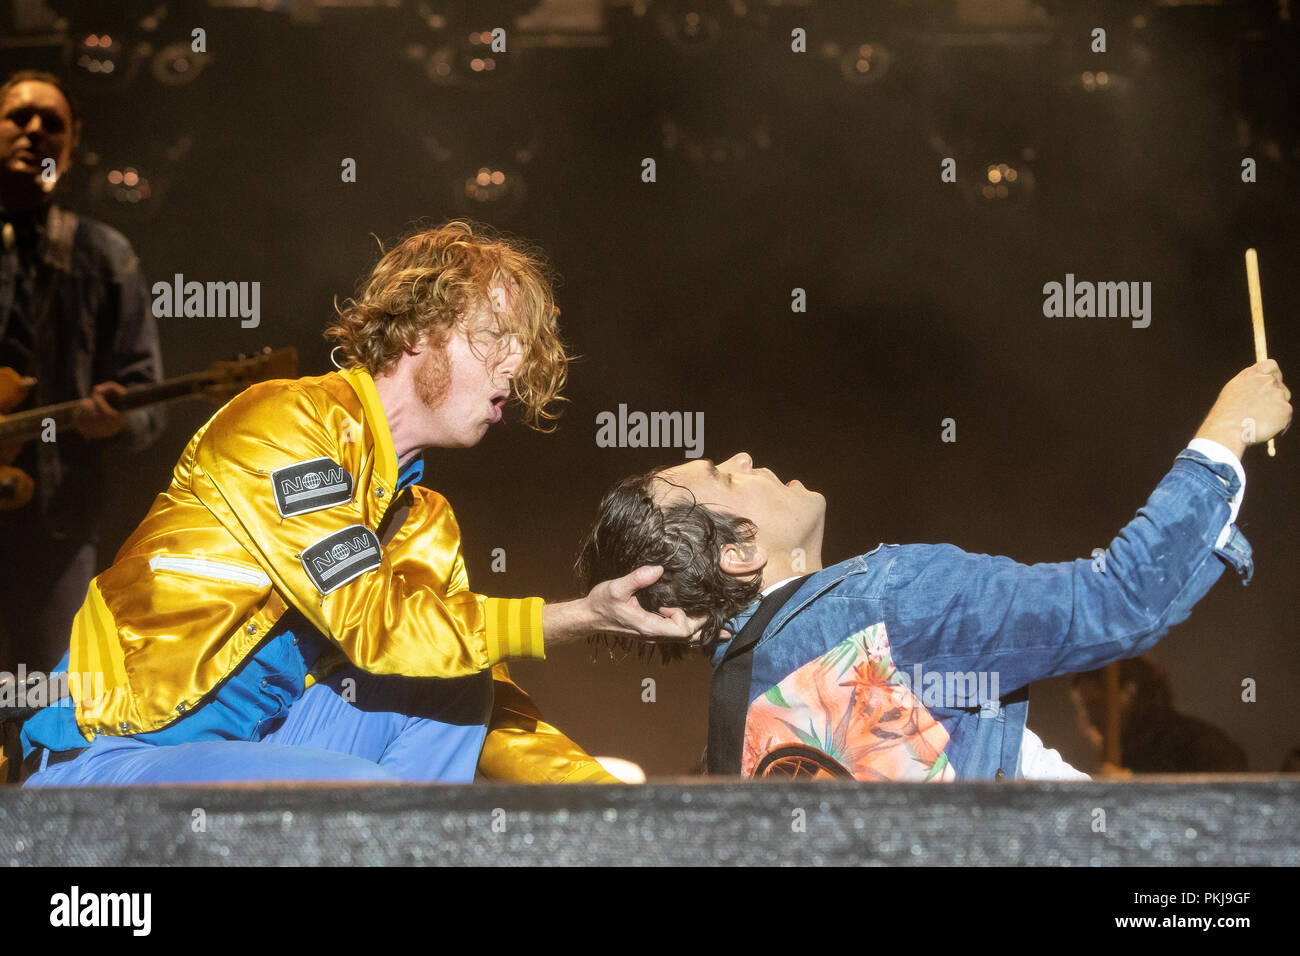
top-left (760, 548), bottom-right (824, 591)
top-left (758, 521), bottom-right (825, 591)
top-left (0, 178), bottom-right (51, 215)
top-left (371, 368), bottom-right (429, 468)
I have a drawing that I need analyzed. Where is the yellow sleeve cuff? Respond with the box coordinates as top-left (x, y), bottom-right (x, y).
top-left (483, 596), bottom-right (545, 664)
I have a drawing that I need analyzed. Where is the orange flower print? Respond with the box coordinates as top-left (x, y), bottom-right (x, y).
top-left (743, 622), bottom-right (955, 781)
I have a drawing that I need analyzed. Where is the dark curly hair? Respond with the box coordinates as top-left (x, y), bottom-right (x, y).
top-left (576, 468), bottom-right (765, 662)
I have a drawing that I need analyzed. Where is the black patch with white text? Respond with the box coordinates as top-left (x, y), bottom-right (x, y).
top-left (301, 525), bottom-right (382, 593)
top-left (271, 457), bottom-right (354, 517)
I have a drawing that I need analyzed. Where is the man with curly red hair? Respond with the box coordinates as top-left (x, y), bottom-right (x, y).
top-left (20, 220), bottom-right (701, 786)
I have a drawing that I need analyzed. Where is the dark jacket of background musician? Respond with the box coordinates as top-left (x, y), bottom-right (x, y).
top-left (0, 199), bottom-right (164, 679)
top-left (0, 200), bottom-right (165, 541)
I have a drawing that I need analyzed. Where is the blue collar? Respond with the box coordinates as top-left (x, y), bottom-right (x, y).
top-left (708, 554), bottom-right (882, 669)
top-left (396, 456), bottom-right (424, 492)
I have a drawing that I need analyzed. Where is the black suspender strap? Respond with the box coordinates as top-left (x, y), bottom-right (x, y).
top-left (706, 574), bottom-right (811, 776)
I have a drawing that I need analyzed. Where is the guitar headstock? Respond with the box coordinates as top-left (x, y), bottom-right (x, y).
top-left (202, 347), bottom-right (299, 404)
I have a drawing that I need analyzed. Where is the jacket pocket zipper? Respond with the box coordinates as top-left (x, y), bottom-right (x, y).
top-left (149, 554), bottom-right (270, 588)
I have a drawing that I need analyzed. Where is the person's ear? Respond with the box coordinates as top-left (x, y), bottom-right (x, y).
top-left (719, 541), bottom-right (766, 577)
top-left (409, 328), bottom-right (443, 358)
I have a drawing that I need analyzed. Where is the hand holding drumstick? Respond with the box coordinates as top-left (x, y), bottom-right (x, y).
top-left (1245, 248), bottom-right (1278, 457)
top-left (1194, 357), bottom-right (1291, 460)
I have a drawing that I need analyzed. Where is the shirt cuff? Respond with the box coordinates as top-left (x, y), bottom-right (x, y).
top-left (1186, 438), bottom-right (1246, 549)
top-left (1017, 727), bottom-right (1091, 781)
top-left (483, 597), bottom-right (546, 664)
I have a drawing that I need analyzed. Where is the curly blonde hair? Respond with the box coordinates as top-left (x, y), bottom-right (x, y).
top-left (325, 219), bottom-right (570, 430)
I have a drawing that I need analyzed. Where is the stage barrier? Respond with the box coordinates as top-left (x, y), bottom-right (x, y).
top-left (2, 776), bottom-right (1296, 866)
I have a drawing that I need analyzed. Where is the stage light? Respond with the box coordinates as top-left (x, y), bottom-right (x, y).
top-left (79, 135), bottom-right (190, 221)
top-left (151, 41), bottom-right (210, 86)
top-left (449, 162), bottom-right (527, 216)
top-left (75, 32), bottom-right (123, 76)
top-left (836, 41), bottom-right (893, 86)
top-left (95, 164), bottom-right (153, 204)
top-left (461, 165), bottom-right (516, 202)
top-left (423, 115), bottom-right (537, 218)
top-left (408, 30), bottom-right (518, 87)
top-left (986, 162), bottom-right (1021, 186)
top-left (638, 0), bottom-right (762, 54)
top-left (1079, 69), bottom-right (1114, 93)
top-left (657, 4), bottom-right (723, 52)
top-left (405, 0), bottom-right (548, 86)
top-left (661, 8), bottom-right (720, 50)
top-left (977, 161), bottom-right (1031, 203)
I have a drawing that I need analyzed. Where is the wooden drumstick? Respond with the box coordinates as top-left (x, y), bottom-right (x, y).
top-left (1245, 248), bottom-right (1276, 457)
top-left (1103, 662), bottom-right (1122, 769)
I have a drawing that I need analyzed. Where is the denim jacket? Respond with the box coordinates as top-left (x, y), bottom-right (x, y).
top-left (714, 448), bottom-right (1252, 781)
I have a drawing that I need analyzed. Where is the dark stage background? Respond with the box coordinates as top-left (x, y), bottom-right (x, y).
top-left (5, 0), bottom-right (1296, 777)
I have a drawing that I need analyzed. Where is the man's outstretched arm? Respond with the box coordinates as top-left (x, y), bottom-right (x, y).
top-left (882, 361), bottom-right (1291, 697)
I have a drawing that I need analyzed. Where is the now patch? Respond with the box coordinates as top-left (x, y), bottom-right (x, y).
top-left (271, 456), bottom-right (354, 517)
top-left (301, 525), bottom-right (382, 593)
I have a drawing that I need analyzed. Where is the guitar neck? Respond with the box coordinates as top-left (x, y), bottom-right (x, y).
top-left (0, 371), bottom-right (216, 445)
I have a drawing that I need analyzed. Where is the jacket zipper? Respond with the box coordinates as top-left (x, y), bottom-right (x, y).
top-left (148, 554), bottom-right (270, 588)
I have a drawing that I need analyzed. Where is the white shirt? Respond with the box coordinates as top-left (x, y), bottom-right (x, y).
top-left (1017, 726), bottom-right (1091, 780)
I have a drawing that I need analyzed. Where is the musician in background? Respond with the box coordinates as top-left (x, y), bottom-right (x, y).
top-left (1070, 655), bottom-right (1248, 774)
top-left (0, 70), bottom-right (164, 674)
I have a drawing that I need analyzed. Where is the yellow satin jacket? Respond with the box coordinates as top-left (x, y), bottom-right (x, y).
top-left (66, 365), bottom-right (616, 783)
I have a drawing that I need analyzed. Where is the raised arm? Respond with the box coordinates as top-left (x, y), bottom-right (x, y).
top-left (884, 361), bottom-right (1290, 697)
